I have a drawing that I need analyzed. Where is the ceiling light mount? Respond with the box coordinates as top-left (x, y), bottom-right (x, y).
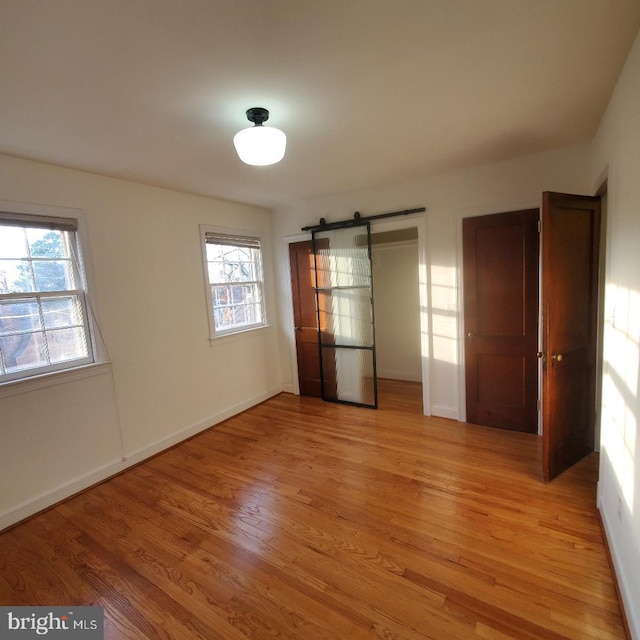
top-left (246, 107), bottom-right (270, 126)
top-left (233, 106), bottom-right (286, 166)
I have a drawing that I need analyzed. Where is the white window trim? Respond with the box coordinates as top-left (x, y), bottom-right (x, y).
top-left (0, 361), bottom-right (111, 399)
top-left (0, 199), bottom-right (107, 390)
top-left (199, 224), bottom-right (270, 341)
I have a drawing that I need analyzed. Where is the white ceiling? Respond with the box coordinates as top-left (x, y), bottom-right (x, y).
top-left (1, 1), bottom-right (639, 208)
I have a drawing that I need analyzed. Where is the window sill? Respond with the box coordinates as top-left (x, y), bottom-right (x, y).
top-left (0, 361), bottom-right (112, 399)
top-left (209, 324), bottom-right (272, 346)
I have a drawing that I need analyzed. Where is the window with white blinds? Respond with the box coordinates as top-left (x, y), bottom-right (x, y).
top-left (0, 212), bottom-right (94, 382)
top-left (202, 229), bottom-right (266, 337)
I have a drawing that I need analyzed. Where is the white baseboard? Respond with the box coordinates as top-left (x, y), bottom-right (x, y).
top-left (431, 404), bottom-right (459, 420)
top-left (125, 386), bottom-right (282, 466)
top-left (0, 386), bottom-right (283, 531)
top-left (598, 493), bottom-right (639, 640)
top-left (377, 370), bottom-right (422, 383)
top-left (0, 459), bottom-right (126, 531)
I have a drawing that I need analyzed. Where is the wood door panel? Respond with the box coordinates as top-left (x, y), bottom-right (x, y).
top-left (463, 209), bottom-right (539, 433)
top-left (471, 353), bottom-right (528, 429)
top-left (476, 224), bottom-right (528, 337)
top-left (546, 210), bottom-right (593, 349)
top-left (546, 362), bottom-right (591, 473)
top-left (290, 241), bottom-right (322, 398)
top-left (542, 192), bottom-right (600, 481)
top-left (477, 354), bottom-right (525, 405)
top-left (293, 244), bottom-right (318, 328)
top-left (296, 330), bottom-right (321, 384)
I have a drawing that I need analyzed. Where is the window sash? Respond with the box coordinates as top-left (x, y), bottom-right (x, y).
top-left (202, 231), bottom-right (266, 337)
top-left (204, 232), bottom-right (260, 249)
top-left (0, 291), bottom-right (93, 381)
top-left (0, 217), bottom-right (94, 382)
top-left (211, 281), bottom-right (263, 326)
top-left (0, 211), bottom-right (78, 232)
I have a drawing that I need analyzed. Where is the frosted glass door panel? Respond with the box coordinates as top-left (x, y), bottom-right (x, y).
top-left (313, 223), bottom-right (377, 408)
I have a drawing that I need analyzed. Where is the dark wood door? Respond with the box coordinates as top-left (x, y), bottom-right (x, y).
top-left (463, 209), bottom-right (540, 432)
top-left (289, 240), bottom-right (321, 397)
top-left (542, 192), bottom-right (601, 481)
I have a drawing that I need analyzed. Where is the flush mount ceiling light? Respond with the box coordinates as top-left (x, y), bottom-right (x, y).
top-left (233, 107), bottom-right (286, 166)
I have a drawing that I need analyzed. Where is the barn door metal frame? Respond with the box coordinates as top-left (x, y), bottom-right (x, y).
top-left (312, 221), bottom-right (378, 409)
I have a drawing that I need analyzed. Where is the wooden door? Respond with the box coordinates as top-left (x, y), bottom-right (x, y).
top-left (289, 240), bottom-right (321, 397)
top-left (542, 192), bottom-right (601, 481)
top-left (463, 209), bottom-right (539, 432)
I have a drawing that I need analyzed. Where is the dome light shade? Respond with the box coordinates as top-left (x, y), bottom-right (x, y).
top-left (233, 107), bottom-right (286, 166)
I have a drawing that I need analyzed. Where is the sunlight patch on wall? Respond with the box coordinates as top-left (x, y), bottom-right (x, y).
top-left (607, 284), bottom-right (640, 393)
top-left (430, 264), bottom-right (458, 365)
top-left (601, 282), bottom-right (639, 512)
top-left (418, 256), bottom-right (431, 362)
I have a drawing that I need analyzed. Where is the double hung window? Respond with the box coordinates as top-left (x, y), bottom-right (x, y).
top-left (0, 212), bottom-right (94, 382)
top-left (202, 230), bottom-right (266, 338)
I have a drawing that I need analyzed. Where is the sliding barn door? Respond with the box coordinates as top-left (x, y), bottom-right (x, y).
top-left (312, 222), bottom-right (378, 408)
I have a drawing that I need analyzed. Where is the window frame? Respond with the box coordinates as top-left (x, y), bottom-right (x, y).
top-left (200, 225), bottom-right (268, 340)
top-left (0, 201), bottom-right (99, 385)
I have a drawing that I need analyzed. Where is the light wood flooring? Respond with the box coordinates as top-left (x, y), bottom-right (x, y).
top-left (0, 380), bottom-right (627, 639)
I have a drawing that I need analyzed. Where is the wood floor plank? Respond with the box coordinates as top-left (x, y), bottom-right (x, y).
top-left (0, 380), bottom-right (627, 639)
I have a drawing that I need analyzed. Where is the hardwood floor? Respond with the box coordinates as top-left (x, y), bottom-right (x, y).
top-left (0, 380), bottom-right (627, 639)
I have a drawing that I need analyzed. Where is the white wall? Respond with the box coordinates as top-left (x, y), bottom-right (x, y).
top-left (273, 143), bottom-right (591, 419)
top-left (0, 154), bottom-right (282, 529)
top-left (591, 29), bottom-right (640, 640)
top-left (372, 242), bottom-right (422, 382)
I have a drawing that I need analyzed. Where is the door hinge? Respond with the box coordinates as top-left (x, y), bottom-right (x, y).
top-left (537, 220), bottom-right (541, 233)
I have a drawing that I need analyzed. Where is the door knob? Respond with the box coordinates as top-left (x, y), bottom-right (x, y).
top-left (551, 353), bottom-right (563, 362)
top-left (536, 351), bottom-right (544, 359)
